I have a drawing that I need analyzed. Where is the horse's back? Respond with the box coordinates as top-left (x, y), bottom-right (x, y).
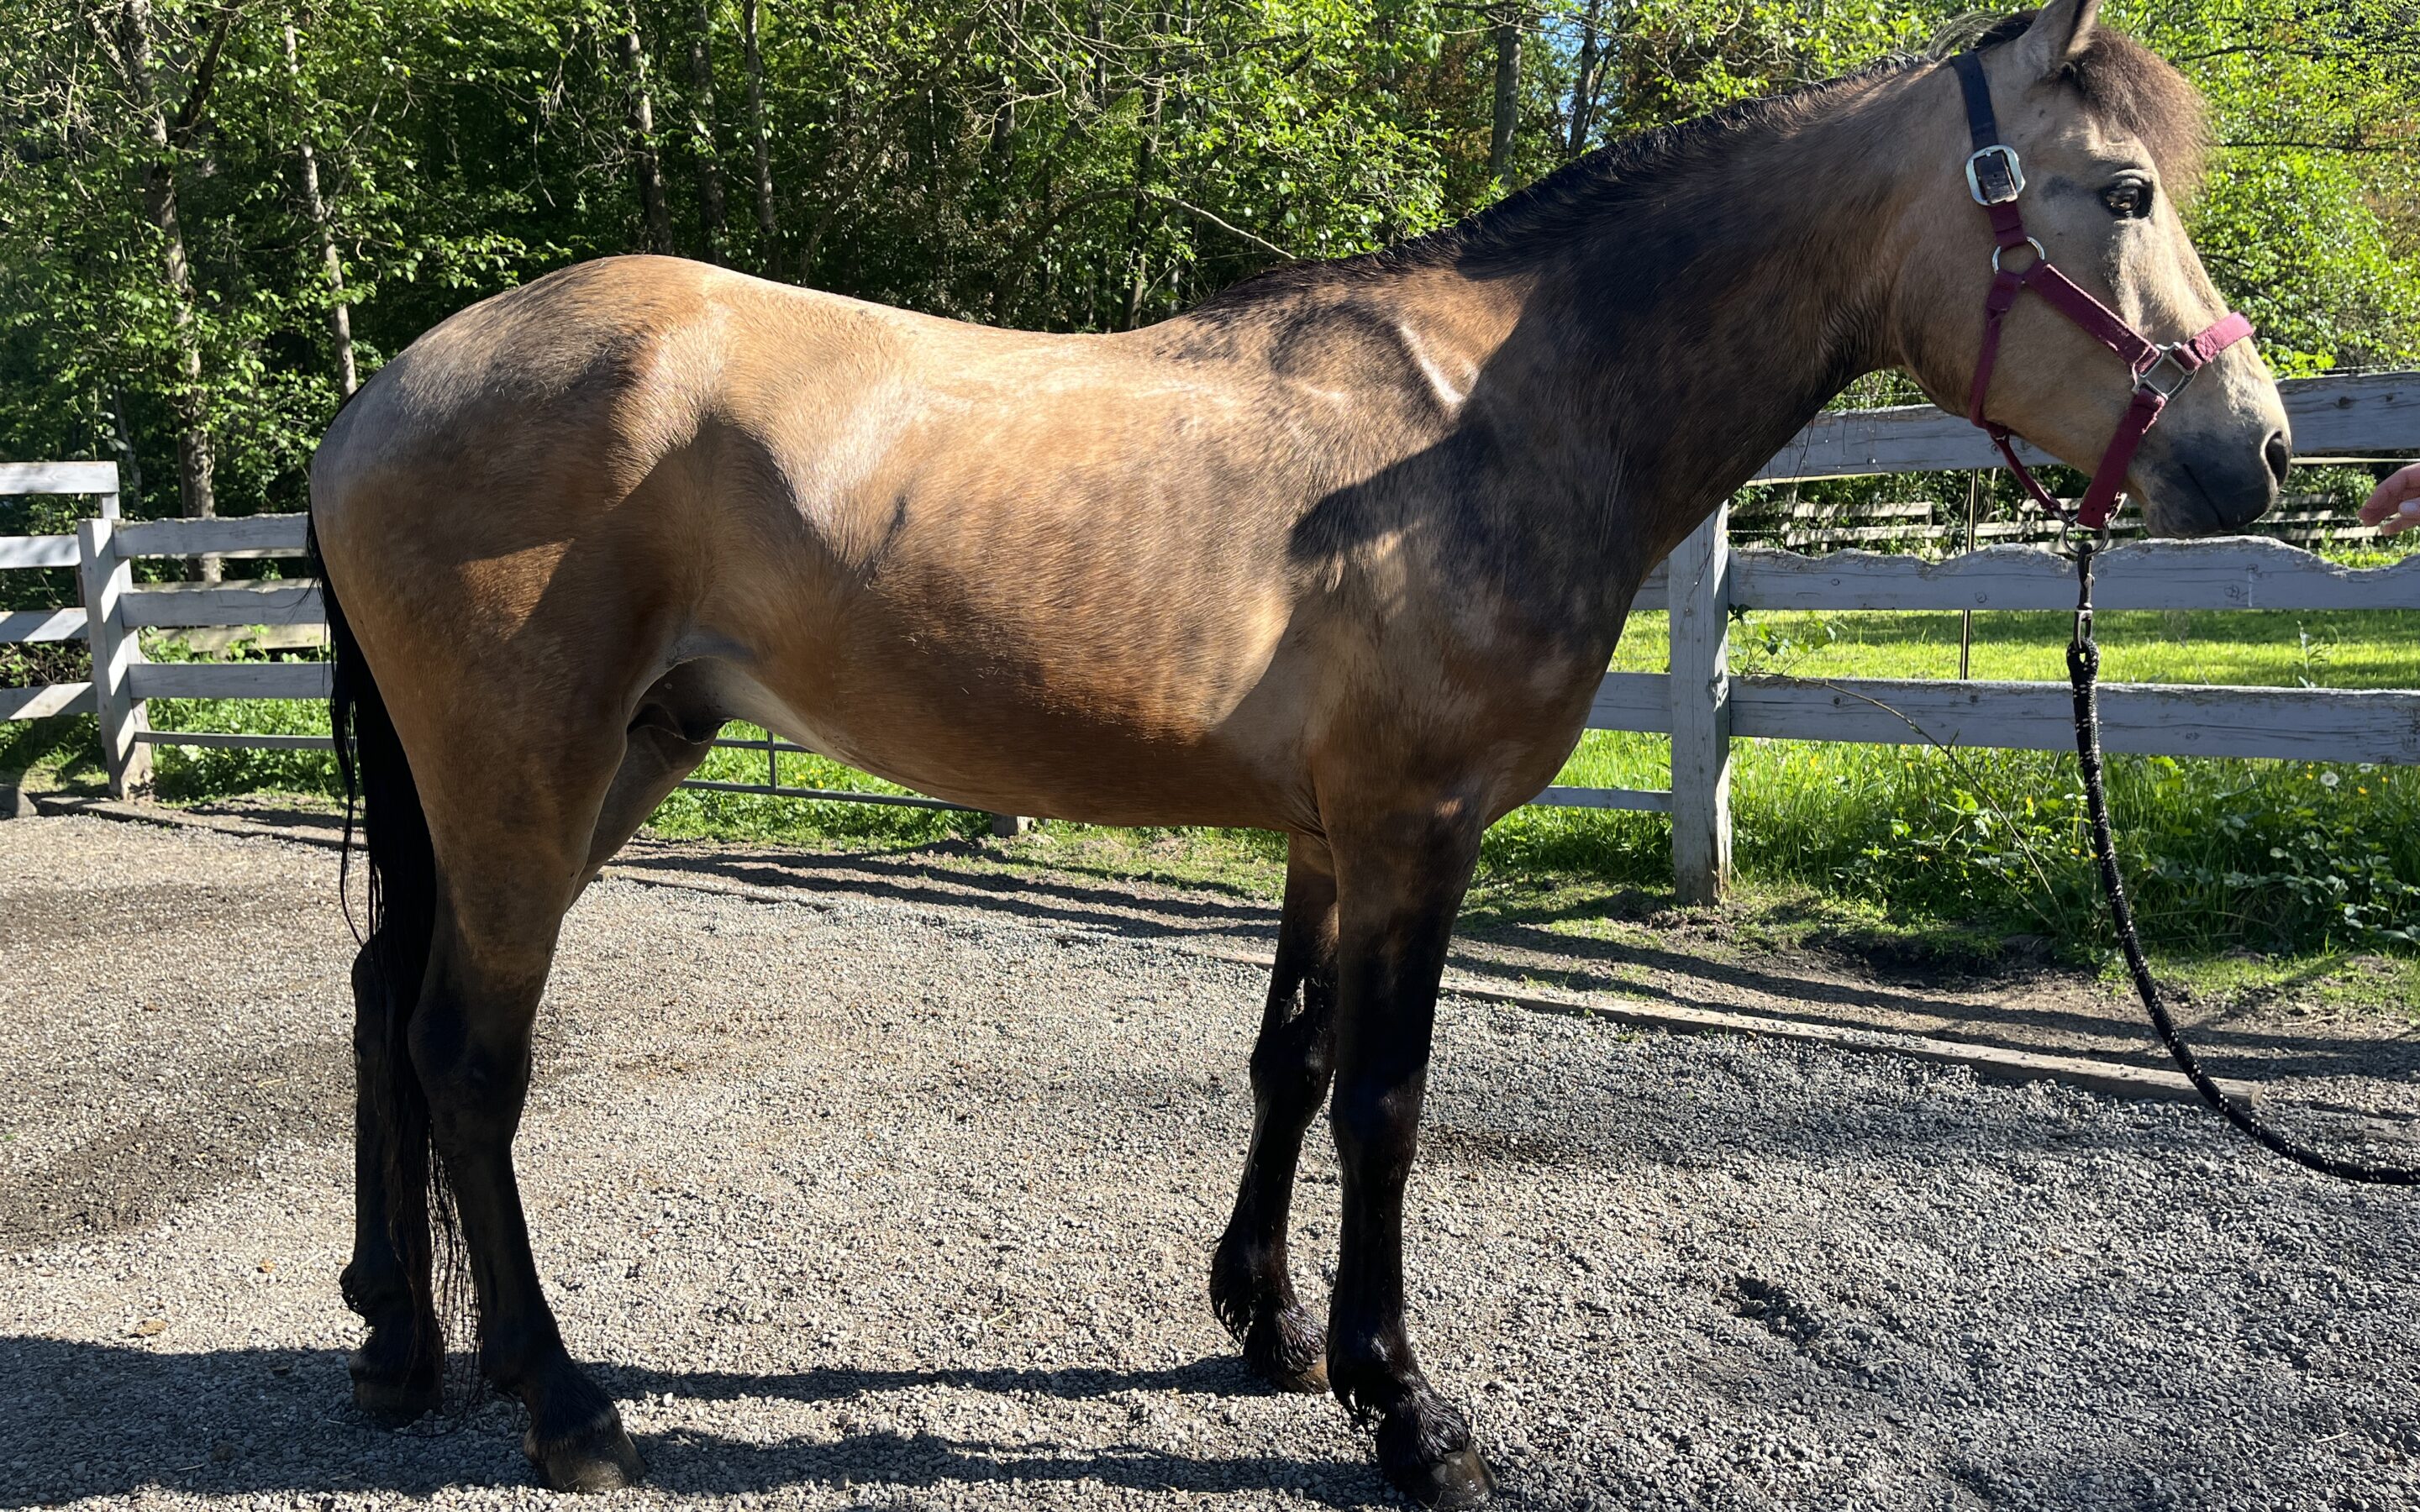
top-left (307, 257), bottom-right (1338, 826)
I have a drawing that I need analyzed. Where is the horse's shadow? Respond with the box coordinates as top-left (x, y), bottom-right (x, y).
top-left (0, 1338), bottom-right (1381, 1507)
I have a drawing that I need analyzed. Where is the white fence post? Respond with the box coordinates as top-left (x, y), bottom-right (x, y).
top-left (1669, 504), bottom-right (1732, 903)
top-left (77, 516), bottom-right (152, 797)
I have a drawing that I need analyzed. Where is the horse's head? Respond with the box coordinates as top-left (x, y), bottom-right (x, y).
top-left (1895, 0), bottom-right (2288, 536)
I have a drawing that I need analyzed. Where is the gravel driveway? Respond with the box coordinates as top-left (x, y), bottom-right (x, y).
top-left (3, 815), bottom-right (2414, 1511)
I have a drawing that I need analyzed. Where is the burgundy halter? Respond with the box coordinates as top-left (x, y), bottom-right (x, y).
top-left (1951, 50), bottom-right (2254, 532)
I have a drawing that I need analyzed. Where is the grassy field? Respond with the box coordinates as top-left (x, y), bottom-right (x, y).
top-left (5, 596), bottom-right (2413, 1012)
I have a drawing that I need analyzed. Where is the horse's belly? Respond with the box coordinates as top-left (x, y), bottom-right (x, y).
top-left (692, 640), bottom-right (1309, 829)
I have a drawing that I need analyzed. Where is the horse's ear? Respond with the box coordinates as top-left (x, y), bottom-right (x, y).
top-left (2014, 0), bottom-right (2101, 79)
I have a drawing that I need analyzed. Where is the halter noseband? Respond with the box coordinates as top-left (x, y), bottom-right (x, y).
top-left (1951, 50), bottom-right (2254, 532)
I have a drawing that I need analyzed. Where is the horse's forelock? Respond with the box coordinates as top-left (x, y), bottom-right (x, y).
top-left (2063, 30), bottom-right (2211, 192)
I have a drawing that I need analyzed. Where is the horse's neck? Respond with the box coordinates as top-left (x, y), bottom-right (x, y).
top-left (1476, 70), bottom-right (1924, 573)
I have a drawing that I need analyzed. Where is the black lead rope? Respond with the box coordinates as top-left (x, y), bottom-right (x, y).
top-left (2066, 539), bottom-right (2420, 1184)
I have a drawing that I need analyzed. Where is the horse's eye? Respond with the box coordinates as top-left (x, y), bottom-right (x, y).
top-left (2102, 181), bottom-right (2153, 218)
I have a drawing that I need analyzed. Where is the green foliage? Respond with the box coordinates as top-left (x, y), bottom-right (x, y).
top-left (1, 0), bottom-right (2411, 525)
top-left (1744, 746), bottom-right (2420, 953)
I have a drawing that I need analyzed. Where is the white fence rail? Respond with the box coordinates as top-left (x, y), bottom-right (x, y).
top-left (6, 372), bottom-right (2416, 897)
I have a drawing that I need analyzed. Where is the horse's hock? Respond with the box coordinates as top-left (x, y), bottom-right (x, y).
top-left (3, 811), bottom-right (2417, 1509)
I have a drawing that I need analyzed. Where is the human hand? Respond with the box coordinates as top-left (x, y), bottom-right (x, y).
top-left (2361, 463), bottom-right (2420, 538)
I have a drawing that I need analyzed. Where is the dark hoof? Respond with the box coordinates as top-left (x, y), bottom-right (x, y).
top-left (1242, 1304), bottom-right (1328, 1394)
top-left (1384, 1443), bottom-right (1497, 1509)
top-left (347, 1342), bottom-right (439, 1425)
top-left (1374, 1399), bottom-right (1496, 1509)
top-left (523, 1410), bottom-right (646, 1494)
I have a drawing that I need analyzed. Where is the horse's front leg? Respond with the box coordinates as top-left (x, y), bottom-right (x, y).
top-left (1210, 836), bottom-right (1339, 1392)
top-left (1326, 815), bottom-right (1496, 1509)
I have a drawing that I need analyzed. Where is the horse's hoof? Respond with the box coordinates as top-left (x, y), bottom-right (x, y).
top-left (1242, 1305), bottom-right (1328, 1394)
top-left (347, 1346), bottom-right (439, 1425)
top-left (1383, 1443), bottom-right (1497, 1509)
top-left (1373, 1399), bottom-right (1496, 1509)
top-left (1269, 1354), bottom-right (1329, 1394)
top-left (524, 1415), bottom-right (647, 1494)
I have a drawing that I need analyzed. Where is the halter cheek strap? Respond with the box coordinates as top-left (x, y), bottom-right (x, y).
top-left (1950, 51), bottom-right (2254, 532)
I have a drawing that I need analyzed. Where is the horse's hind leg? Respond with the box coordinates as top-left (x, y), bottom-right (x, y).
top-left (1209, 836), bottom-right (1339, 1393)
top-left (412, 867), bottom-right (646, 1491)
top-left (402, 727), bottom-right (653, 1489)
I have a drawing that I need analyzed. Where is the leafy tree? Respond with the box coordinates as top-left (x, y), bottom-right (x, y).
top-left (0, 0), bottom-right (2410, 538)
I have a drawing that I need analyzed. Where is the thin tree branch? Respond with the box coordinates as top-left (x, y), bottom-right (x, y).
top-left (168, 3), bottom-right (240, 150)
top-left (1141, 191), bottom-right (1295, 260)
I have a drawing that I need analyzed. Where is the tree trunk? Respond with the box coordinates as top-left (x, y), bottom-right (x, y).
top-left (740, 0), bottom-right (779, 273)
top-left (115, 0), bottom-right (231, 581)
top-left (1123, 11), bottom-right (1168, 330)
top-left (1087, 3), bottom-right (1106, 108)
top-left (687, 0), bottom-right (727, 263)
top-left (1490, 4), bottom-right (1523, 190)
top-left (622, 6), bottom-right (675, 254)
top-left (990, 0), bottom-right (1022, 158)
top-left (117, 0), bottom-right (217, 544)
top-left (281, 18), bottom-right (355, 396)
top-left (1565, 0), bottom-right (1603, 160)
top-left (105, 389), bottom-right (145, 506)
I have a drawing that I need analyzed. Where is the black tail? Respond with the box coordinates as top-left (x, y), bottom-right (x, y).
top-left (311, 517), bottom-right (466, 1384)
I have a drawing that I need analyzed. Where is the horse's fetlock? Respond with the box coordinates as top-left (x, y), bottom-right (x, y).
top-left (1207, 1234), bottom-right (1274, 1338)
top-left (1243, 1301), bottom-right (1328, 1391)
top-left (1383, 1388), bottom-right (1475, 1462)
top-left (339, 1257), bottom-right (414, 1321)
top-left (1327, 1350), bottom-right (1411, 1428)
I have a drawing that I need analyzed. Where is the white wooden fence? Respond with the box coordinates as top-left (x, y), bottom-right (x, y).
top-left (4, 370), bottom-right (2415, 899)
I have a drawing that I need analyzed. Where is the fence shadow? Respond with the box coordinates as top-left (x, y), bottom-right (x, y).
top-left (63, 800), bottom-right (2420, 1089)
top-left (603, 838), bottom-right (2420, 1084)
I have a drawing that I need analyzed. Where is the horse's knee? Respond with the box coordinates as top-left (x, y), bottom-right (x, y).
top-left (1249, 1018), bottom-right (1334, 1109)
top-left (1329, 1079), bottom-right (1421, 1184)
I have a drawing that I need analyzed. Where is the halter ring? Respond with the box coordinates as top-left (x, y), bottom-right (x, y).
top-left (2134, 345), bottom-right (2200, 401)
top-left (1991, 237), bottom-right (2047, 274)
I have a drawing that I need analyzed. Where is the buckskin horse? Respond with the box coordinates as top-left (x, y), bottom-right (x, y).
top-left (308, 2), bottom-right (2287, 1503)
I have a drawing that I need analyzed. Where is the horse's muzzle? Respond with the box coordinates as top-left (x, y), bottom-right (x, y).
top-left (2137, 423), bottom-right (2289, 537)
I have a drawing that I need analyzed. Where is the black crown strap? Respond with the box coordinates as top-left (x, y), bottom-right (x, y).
top-left (1951, 50), bottom-right (2000, 150)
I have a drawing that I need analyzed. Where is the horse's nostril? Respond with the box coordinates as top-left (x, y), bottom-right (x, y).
top-left (2263, 430), bottom-right (2292, 488)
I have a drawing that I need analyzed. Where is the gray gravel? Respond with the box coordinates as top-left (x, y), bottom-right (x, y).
top-left (3, 813), bottom-right (2417, 1511)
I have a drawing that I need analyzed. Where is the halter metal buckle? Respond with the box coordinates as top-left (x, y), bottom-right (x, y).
top-left (1965, 144), bottom-right (2025, 205)
top-left (2135, 344), bottom-right (2198, 401)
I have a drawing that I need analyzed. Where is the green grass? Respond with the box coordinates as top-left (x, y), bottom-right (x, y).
top-left (1617, 606), bottom-right (2418, 686)
top-left (1516, 606), bottom-right (2420, 957)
